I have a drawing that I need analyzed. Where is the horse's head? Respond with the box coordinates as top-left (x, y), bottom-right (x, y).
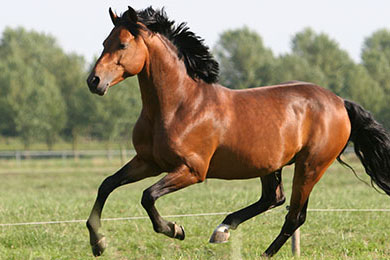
top-left (87, 6), bottom-right (147, 95)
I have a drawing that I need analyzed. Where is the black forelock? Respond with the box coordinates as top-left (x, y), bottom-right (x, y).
top-left (118, 6), bottom-right (219, 84)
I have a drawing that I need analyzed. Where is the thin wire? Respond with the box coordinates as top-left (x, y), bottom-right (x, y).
top-left (1, 209), bottom-right (390, 227)
top-left (308, 208), bottom-right (390, 212)
top-left (0, 212), bottom-right (231, 227)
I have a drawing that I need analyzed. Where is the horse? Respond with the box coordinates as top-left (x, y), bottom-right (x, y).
top-left (86, 6), bottom-right (390, 257)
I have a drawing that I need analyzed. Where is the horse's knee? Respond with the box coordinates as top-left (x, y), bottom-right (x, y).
top-left (141, 189), bottom-right (155, 208)
top-left (281, 218), bottom-right (298, 236)
top-left (298, 210), bottom-right (307, 226)
top-left (282, 210), bottom-right (307, 236)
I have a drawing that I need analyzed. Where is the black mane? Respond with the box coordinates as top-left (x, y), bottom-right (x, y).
top-left (119, 7), bottom-right (219, 84)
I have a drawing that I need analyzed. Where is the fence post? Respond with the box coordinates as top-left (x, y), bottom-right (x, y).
top-left (15, 151), bottom-right (21, 166)
top-left (73, 150), bottom-right (79, 162)
top-left (120, 147), bottom-right (127, 164)
top-left (107, 149), bottom-right (112, 161)
top-left (291, 227), bottom-right (301, 256)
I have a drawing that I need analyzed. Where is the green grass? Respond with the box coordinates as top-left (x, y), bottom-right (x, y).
top-left (1, 155), bottom-right (390, 259)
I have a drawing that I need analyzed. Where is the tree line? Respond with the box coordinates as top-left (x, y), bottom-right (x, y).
top-left (0, 26), bottom-right (389, 150)
top-left (214, 27), bottom-right (390, 129)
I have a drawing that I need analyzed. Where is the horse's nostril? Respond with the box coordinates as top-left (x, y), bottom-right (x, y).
top-left (88, 75), bottom-right (100, 89)
top-left (92, 76), bottom-right (100, 87)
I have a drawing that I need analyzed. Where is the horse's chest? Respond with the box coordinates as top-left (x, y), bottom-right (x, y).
top-left (134, 127), bottom-right (183, 171)
top-left (152, 131), bottom-right (185, 170)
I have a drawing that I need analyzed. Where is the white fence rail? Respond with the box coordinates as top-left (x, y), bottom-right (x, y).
top-left (0, 149), bottom-right (136, 161)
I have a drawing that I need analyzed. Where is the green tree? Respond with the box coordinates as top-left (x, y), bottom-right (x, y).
top-left (0, 27), bottom-right (144, 148)
top-left (0, 57), bottom-right (16, 137)
top-left (362, 29), bottom-right (390, 128)
top-left (53, 54), bottom-right (92, 150)
top-left (344, 64), bottom-right (385, 114)
top-left (0, 54), bottom-right (65, 149)
top-left (362, 29), bottom-right (390, 94)
top-left (0, 27), bottom-right (67, 148)
top-left (271, 54), bottom-right (327, 86)
top-left (292, 28), bottom-right (354, 95)
top-left (213, 27), bottom-right (276, 89)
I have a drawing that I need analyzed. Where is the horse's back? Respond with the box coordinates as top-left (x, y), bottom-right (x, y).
top-left (206, 82), bottom-right (350, 179)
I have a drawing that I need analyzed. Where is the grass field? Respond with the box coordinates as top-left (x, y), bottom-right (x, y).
top-left (1, 155), bottom-right (390, 259)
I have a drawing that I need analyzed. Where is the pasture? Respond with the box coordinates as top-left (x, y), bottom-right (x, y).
top-left (1, 155), bottom-right (390, 259)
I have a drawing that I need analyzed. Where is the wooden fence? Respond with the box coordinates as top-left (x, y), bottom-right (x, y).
top-left (0, 149), bottom-right (136, 163)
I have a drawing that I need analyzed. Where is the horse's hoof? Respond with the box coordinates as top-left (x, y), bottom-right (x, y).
top-left (91, 236), bottom-right (107, 257)
top-left (172, 223), bottom-right (185, 240)
top-left (209, 224), bottom-right (230, 243)
top-left (261, 252), bottom-right (271, 258)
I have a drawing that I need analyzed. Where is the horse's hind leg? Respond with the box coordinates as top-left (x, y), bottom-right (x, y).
top-left (209, 170), bottom-right (286, 243)
top-left (262, 156), bottom-right (335, 257)
top-left (86, 156), bottom-right (161, 256)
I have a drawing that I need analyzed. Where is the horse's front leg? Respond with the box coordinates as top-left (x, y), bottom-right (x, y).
top-left (141, 164), bottom-right (202, 240)
top-left (86, 156), bottom-right (161, 256)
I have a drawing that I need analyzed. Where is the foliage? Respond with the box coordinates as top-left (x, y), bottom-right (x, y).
top-left (270, 54), bottom-right (327, 85)
top-left (362, 29), bottom-right (390, 94)
top-left (290, 28), bottom-right (356, 95)
top-left (361, 29), bottom-right (390, 128)
top-left (0, 27), bottom-right (142, 149)
top-left (215, 27), bottom-right (390, 129)
top-left (344, 64), bottom-right (385, 114)
top-left (213, 27), bottom-right (276, 89)
top-left (0, 28), bottom-right (66, 149)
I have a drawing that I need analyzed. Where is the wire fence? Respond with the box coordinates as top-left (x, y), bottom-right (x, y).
top-left (1, 207), bottom-right (389, 256)
top-left (1, 208), bottom-right (389, 227)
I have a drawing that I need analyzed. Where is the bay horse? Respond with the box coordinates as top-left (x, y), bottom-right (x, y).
top-left (86, 6), bottom-right (390, 257)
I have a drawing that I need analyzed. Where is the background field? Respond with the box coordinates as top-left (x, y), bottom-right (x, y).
top-left (1, 155), bottom-right (390, 259)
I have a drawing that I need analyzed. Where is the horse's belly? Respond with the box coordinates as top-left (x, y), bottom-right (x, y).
top-left (206, 147), bottom-right (284, 179)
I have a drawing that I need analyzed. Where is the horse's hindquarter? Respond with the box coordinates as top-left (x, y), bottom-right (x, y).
top-left (207, 83), bottom-right (350, 179)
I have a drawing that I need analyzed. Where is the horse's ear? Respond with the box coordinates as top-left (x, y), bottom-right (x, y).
top-left (109, 8), bottom-right (119, 26)
top-left (126, 6), bottom-right (138, 23)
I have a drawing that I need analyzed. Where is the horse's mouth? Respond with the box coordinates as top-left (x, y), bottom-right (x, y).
top-left (88, 82), bottom-right (109, 96)
top-left (95, 85), bottom-right (109, 96)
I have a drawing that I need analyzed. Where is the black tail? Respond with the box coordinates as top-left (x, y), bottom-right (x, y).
top-left (344, 100), bottom-right (390, 195)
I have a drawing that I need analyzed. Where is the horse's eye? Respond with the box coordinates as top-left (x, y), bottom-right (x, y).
top-left (119, 43), bottom-right (128, 50)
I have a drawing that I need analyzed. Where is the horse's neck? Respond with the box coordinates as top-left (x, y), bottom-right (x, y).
top-left (137, 34), bottom-right (197, 122)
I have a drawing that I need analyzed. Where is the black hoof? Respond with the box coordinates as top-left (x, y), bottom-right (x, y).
top-left (167, 222), bottom-right (185, 240)
top-left (174, 224), bottom-right (185, 240)
top-left (261, 252), bottom-right (271, 258)
top-left (91, 236), bottom-right (107, 257)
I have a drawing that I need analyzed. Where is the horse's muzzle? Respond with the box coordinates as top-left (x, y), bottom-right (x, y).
top-left (87, 75), bottom-right (108, 96)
